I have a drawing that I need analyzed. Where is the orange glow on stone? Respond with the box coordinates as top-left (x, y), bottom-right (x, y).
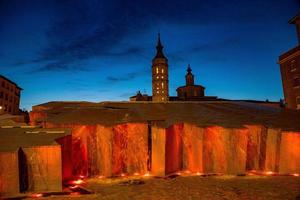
top-left (144, 172), bottom-right (151, 177)
top-left (69, 185), bottom-right (79, 189)
top-left (70, 179), bottom-right (84, 185)
top-left (30, 193), bottom-right (43, 198)
top-left (70, 192), bottom-right (81, 196)
top-left (98, 175), bottom-right (105, 179)
top-left (292, 173), bottom-right (299, 177)
top-left (133, 172), bottom-right (140, 176)
top-left (264, 171), bottom-right (274, 175)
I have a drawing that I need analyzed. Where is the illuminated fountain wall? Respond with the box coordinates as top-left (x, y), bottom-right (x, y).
top-left (45, 123), bottom-right (149, 178)
top-left (40, 121), bottom-right (300, 179)
top-left (152, 123), bottom-right (300, 176)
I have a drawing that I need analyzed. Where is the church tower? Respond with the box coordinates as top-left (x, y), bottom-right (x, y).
top-left (152, 34), bottom-right (169, 101)
top-left (185, 64), bottom-right (194, 86)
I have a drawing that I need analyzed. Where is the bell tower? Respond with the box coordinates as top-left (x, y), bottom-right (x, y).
top-left (185, 64), bottom-right (194, 86)
top-left (152, 33), bottom-right (169, 101)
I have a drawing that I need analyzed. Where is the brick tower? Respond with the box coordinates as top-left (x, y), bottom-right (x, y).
top-left (279, 14), bottom-right (300, 109)
top-left (152, 34), bottom-right (169, 101)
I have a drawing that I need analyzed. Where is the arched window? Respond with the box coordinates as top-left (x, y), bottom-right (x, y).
top-left (162, 68), bottom-right (164, 74)
top-left (161, 82), bottom-right (164, 89)
top-left (156, 67), bottom-right (159, 74)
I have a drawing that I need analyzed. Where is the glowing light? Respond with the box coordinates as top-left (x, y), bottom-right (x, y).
top-left (0, 106), bottom-right (2, 110)
top-left (144, 172), bottom-right (151, 177)
top-left (184, 170), bottom-right (191, 174)
top-left (195, 172), bottom-right (202, 176)
top-left (79, 175), bottom-right (85, 179)
top-left (70, 192), bottom-right (81, 196)
top-left (30, 193), bottom-right (43, 198)
top-left (133, 172), bottom-right (140, 176)
top-left (69, 185), bottom-right (78, 189)
top-left (120, 173), bottom-right (126, 177)
top-left (70, 179), bottom-right (84, 185)
top-left (176, 172), bottom-right (182, 175)
top-left (264, 171), bottom-right (274, 176)
top-left (98, 175), bottom-right (105, 179)
top-left (292, 173), bottom-right (299, 177)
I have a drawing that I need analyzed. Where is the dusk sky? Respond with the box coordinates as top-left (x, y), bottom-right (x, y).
top-left (0, 0), bottom-right (299, 110)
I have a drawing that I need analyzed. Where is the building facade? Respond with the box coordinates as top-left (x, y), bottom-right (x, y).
top-left (176, 65), bottom-right (205, 101)
top-left (279, 14), bottom-right (300, 109)
top-left (152, 34), bottom-right (169, 102)
top-left (0, 75), bottom-right (22, 115)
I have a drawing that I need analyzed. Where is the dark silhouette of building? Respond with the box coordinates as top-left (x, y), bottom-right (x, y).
top-left (176, 65), bottom-right (205, 101)
top-left (0, 75), bottom-right (22, 115)
top-left (279, 13), bottom-right (300, 109)
top-left (152, 34), bottom-right (169, 102)
top-left (130, 91), bottom-right (151, 101)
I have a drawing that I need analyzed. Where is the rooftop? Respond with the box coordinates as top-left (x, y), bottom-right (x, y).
top-left (0, 127), bottom-right (70, 152)
top-left (279, 45), bottom-right (300, 61)
top-left (289, 13), bottom-right (300, 24)
top-left (31, 101), bottom-right (300, 131)
top-left (0, 75), bottom-right (23, 90)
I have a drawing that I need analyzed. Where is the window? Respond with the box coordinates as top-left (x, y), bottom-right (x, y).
top-left (5, 93), bottom-right (8, 100)
top-left (156, 76), bottom-right (159, 79)
top-left (156, 67), bottom-right (159, 74)
top-left (162, 68), bottom-right (164, 74)
top-left (0, 92), bottom-right (2, 98)
top-left (162, 97), bottom-right (164, 100)
top-left (291, 60), bottom-right (297, 72)
top-left (293, 77), bottom-right (300, 87)
top-left (162, 76), bottom-right (164, 79)
top-left (157, 91), bottom-right (159, 94)
top-left (161, 82), bottom-right (164, 89)
top-left (297, 96), bottom-right (300, 104)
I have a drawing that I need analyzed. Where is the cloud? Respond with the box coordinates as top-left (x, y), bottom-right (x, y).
top-left (32, 0), bottom-right (256, 72)
top-left (2, 0), bottom-right (296, 73)
top-left (30, 61), bottom-right (90, 73)
top-left (119, 92), bottom-right (135, 98)
top-left (107, 72), bottom-right (141, 82)
top-left (106, 67), bottom-right (149, 83)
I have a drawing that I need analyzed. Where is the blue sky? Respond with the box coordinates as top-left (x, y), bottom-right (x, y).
top-left (0, 0), bottom-right (299, 110)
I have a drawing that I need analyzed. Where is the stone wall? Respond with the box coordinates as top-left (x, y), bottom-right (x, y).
top-left (42, 122), bottom-right (300, 178)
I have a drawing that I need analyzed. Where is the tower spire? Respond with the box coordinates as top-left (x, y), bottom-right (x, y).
top-left (187, 64), bottom-right (192, 74)
top-left (155, 33), bottom-right (166, 59)
top-left (185, 64), bottom-right (194, 86)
